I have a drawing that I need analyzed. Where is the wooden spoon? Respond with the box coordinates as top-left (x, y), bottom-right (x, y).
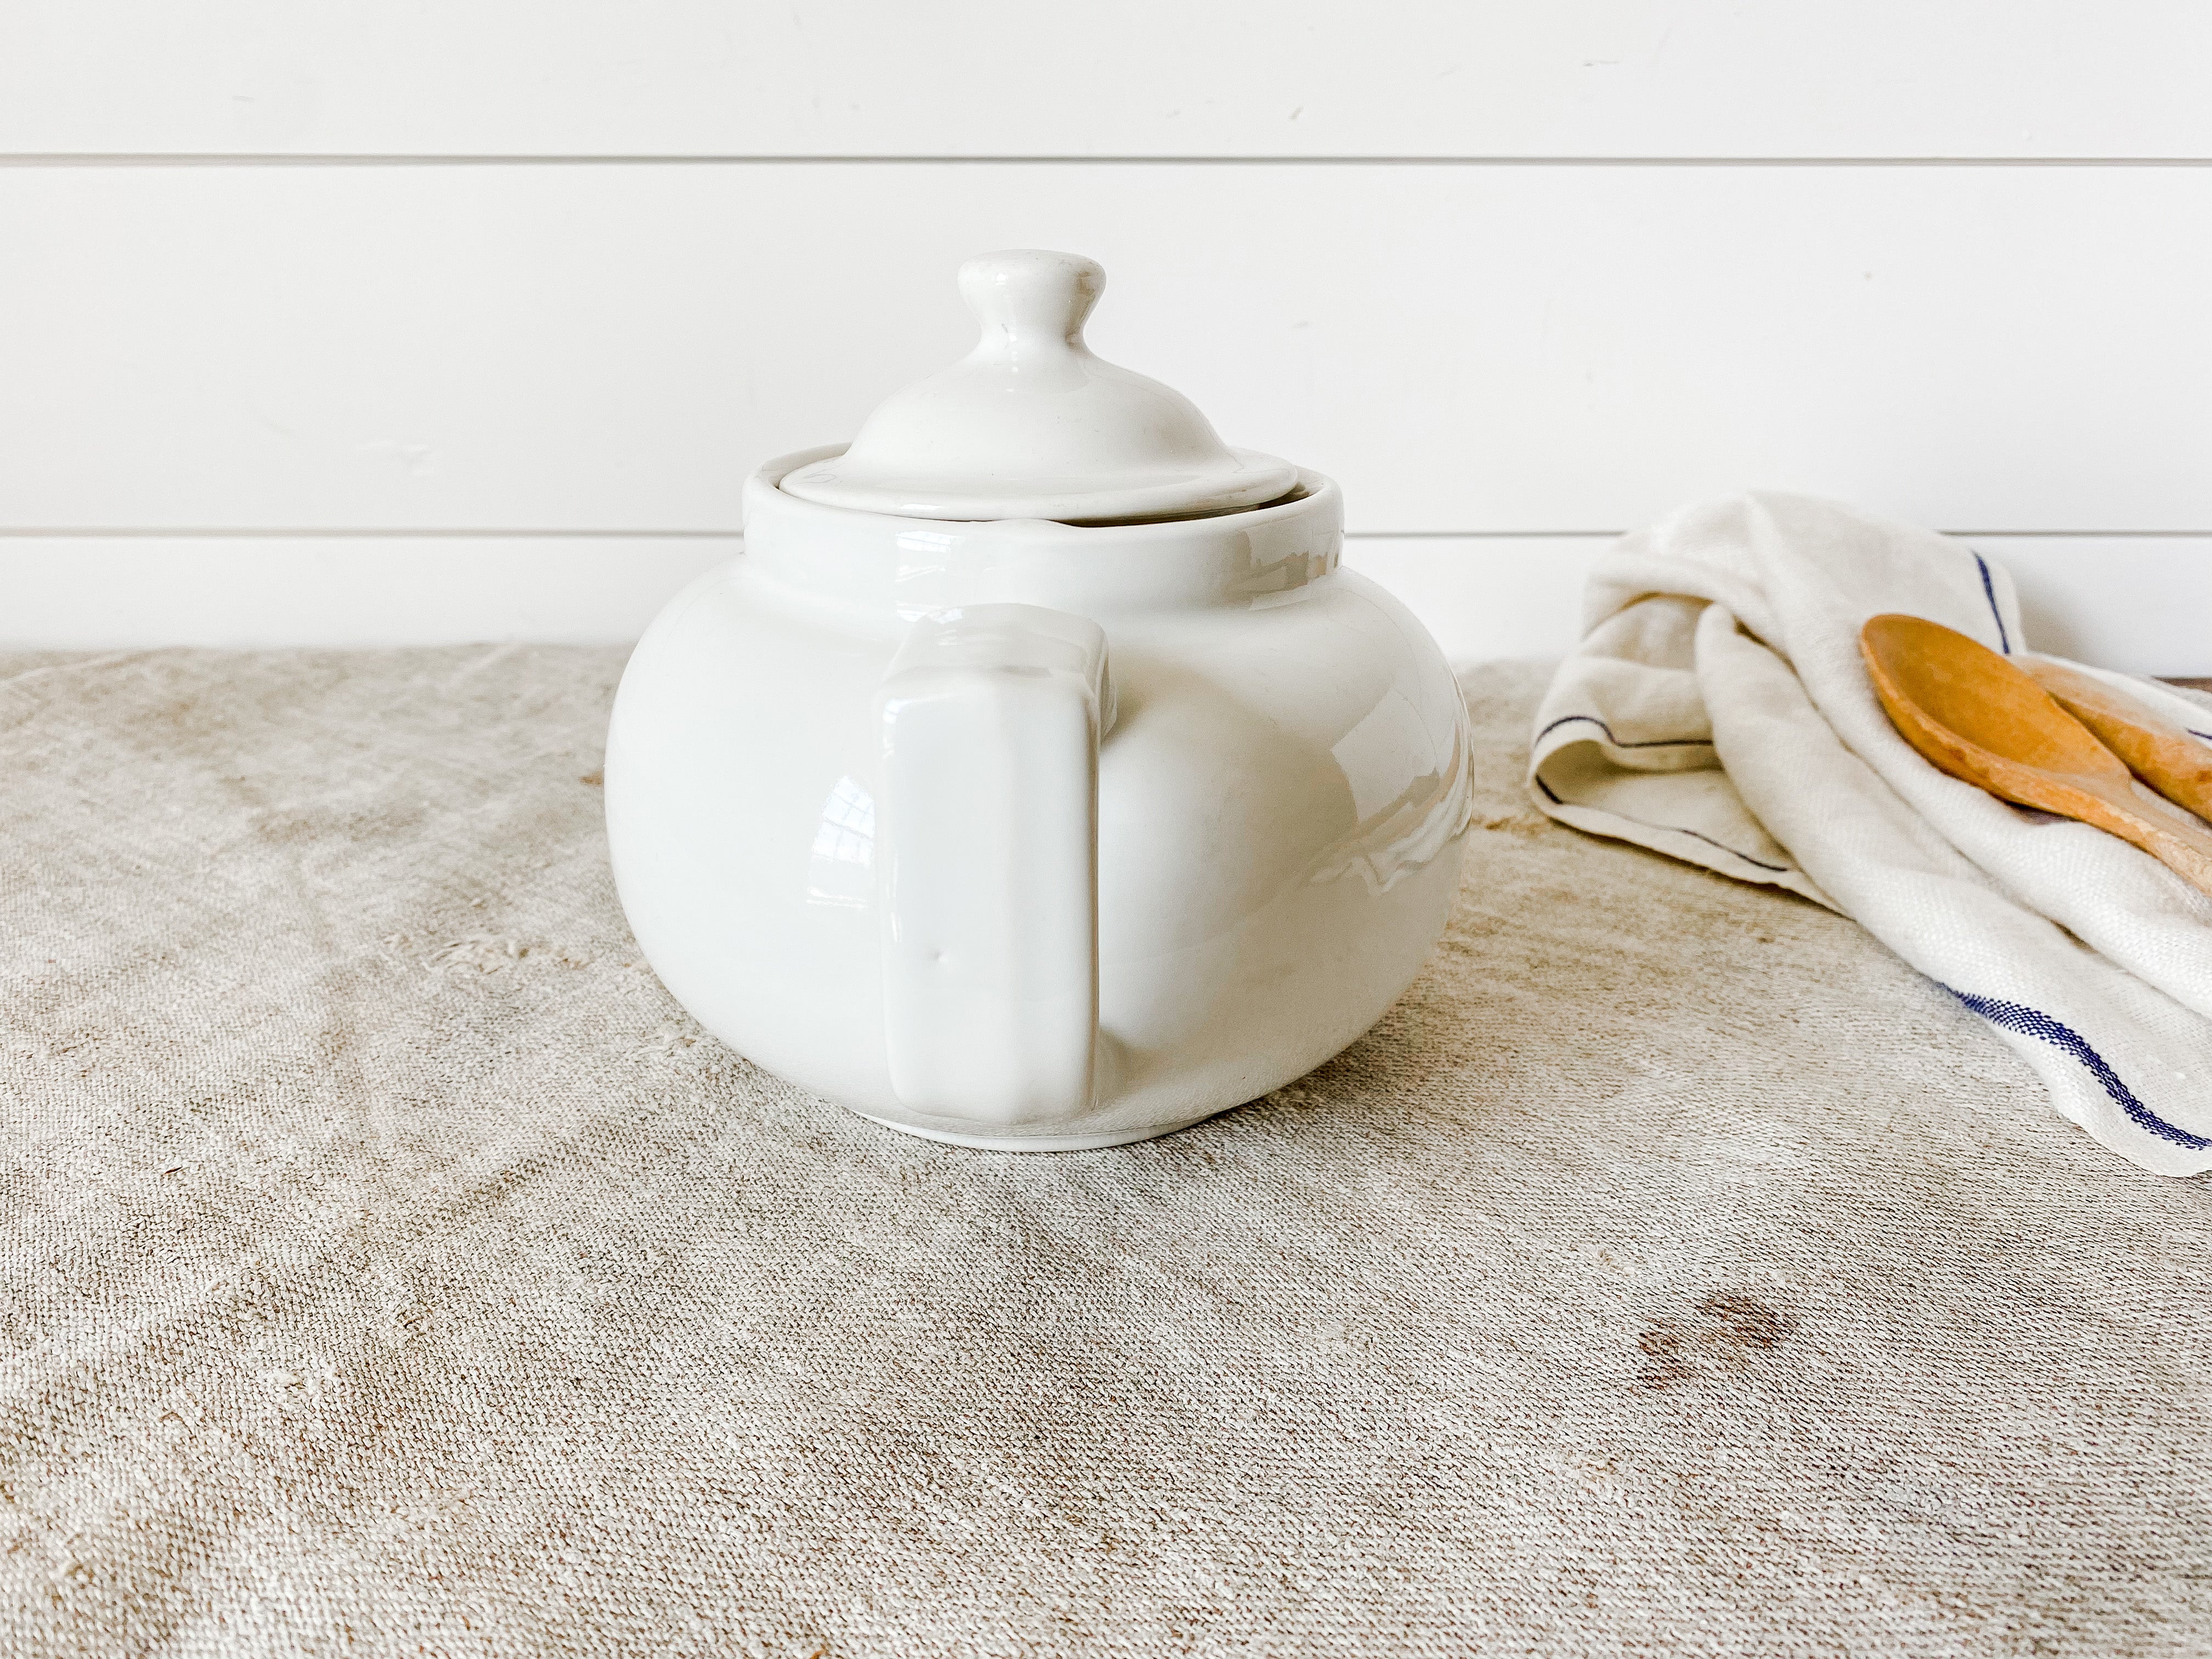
top-left (1859, 613), bottom-right (2212, 895)
top-left (2017, 654), bottom-right (2212, 824)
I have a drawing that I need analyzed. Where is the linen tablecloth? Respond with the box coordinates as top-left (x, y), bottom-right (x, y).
top-left (4, 647), bottom-right (2208, 1657)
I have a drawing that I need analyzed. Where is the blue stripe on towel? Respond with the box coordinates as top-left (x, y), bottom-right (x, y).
top-left (1972, 552), bottom-right (2012, 654)
top-left (1534, 713), bottom-right (1716, 750)
top-left (1531, 774), bottom-right (1792, 873)
top-left (1946, 988), bottom-right (2210, 1150)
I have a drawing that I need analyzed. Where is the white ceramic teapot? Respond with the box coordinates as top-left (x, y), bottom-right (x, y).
top-left (606, 250), bottom-right (1472, 1150)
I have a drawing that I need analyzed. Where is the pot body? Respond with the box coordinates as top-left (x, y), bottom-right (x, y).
top-left (605, 449), bottom-right (1472, 1149)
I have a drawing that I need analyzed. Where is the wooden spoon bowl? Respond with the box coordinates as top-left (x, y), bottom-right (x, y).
top-left (1859, 613), bottom-right (2212, 896)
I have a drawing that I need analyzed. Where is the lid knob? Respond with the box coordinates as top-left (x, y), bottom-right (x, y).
top-left (960, 250), bottom-right (1103, 356)
top-left (776, 250), bottom-right (1299, 524)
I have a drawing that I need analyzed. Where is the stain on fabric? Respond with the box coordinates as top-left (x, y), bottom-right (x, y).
top-left (1696, 1291), bottom-right (1793, 1347)
top-left (1637, 1292), bottom-right (1796, 1389)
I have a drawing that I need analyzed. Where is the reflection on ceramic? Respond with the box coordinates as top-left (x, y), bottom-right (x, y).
top-left (606, 251), bottom-right (1472, 1149)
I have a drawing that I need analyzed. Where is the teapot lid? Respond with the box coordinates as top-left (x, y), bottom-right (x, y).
top-left (777, 250), bottom-right (1299, 524)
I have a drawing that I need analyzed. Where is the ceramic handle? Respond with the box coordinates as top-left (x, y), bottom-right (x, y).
top-left (874, 605), bottom-right (1112, 1127)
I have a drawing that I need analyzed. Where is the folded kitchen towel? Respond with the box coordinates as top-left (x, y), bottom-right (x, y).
top-left (1528, 493), bottom-right (2212, 1176)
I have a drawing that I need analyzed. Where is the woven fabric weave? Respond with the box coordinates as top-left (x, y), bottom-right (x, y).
top-left (3, 647), bottom-right (2207, 1657)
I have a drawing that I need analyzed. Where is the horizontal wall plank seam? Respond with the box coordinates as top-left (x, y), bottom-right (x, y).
top-left (7, 155), bottom-right (2212, 169)
top-left (6, 528), bottom-right (2209, 541)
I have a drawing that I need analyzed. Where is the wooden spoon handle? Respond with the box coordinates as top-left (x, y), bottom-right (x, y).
top-left (2021, 657), bottom-right (2212, 823)
top-left (2078, 787), bottom-right (2212, 898)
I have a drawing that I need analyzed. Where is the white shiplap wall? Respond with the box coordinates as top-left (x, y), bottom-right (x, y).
top-left (3, 3), bottom-right (2208, 672)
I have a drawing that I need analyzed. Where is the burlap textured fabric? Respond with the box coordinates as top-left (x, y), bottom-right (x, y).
top-left (3, 646), bottom-right (2208, 1658)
